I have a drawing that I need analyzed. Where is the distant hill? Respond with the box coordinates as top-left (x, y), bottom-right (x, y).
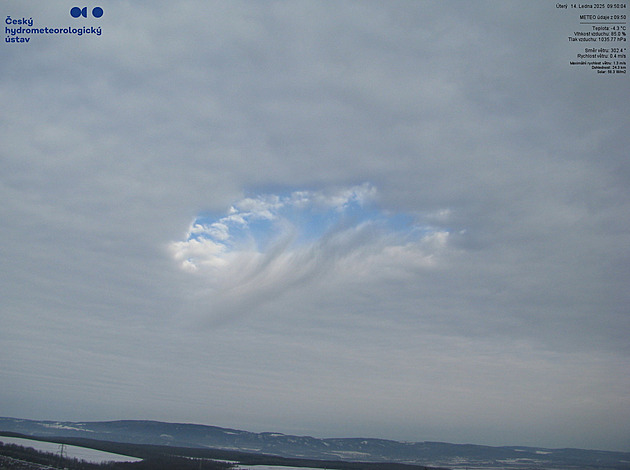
top-left (1, 417), bottom-right (629, 470)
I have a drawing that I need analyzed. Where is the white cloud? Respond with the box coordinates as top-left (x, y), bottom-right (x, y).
top-left (233, 195), bottom-right (282, 218)
top-left (309, 182), bottom-right (377, 210)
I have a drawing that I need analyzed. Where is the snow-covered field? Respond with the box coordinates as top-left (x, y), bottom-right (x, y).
top-left (0, 436), bottom-right (142, 463)
top-left (238, 467), bottom-right (326, 470)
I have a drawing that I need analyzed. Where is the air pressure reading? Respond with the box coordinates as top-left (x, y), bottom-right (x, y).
top-left (558, 2), bottom-right (627, 73)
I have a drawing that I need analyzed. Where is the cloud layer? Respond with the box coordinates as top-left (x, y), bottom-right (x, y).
top-left (1, 0), bottom-right (629, 452)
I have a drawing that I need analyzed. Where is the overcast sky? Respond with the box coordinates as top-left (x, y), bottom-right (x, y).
top-left (1, 0), bottom-right (629, 453)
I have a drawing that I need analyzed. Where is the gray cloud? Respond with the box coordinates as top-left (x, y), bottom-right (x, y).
top-left (1, 0), bottom-right (629, 452)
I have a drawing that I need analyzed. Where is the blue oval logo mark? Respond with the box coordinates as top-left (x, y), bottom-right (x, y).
top-left (70, 7), bottom-right (103, 18)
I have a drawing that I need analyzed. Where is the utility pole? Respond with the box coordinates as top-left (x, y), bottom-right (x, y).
top-left (58, 443), bottom-right (65, 468)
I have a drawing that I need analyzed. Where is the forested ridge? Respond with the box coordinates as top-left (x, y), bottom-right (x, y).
top-left (0, 435), bottom-right (437, 470)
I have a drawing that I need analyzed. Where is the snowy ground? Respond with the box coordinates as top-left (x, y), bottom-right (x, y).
top-left (237, 467), bottom-right (327, 470)
top-left (0, 436), bottom-right (142, 463)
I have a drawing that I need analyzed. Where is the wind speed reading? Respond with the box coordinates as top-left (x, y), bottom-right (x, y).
top-left (557, 2), bottom-right (627, 74)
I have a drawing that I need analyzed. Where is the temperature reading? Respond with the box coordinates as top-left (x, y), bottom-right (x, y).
top-left (562, 1), bottom-right (627, 73)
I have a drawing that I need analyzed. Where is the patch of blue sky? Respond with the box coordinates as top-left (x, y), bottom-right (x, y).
top-left (240, 216), bottom-right (281, 250)
top-left (186, 186), bottom-right (440, 254)
top-left (279, 203), bottom-right (342, 244)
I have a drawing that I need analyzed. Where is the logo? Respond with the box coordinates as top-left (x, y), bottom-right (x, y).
top-left (70, 7), bottom-right (103, 18)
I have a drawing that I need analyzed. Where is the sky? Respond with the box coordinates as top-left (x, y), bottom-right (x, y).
top-left (1, 0), bottom-right (629, 453)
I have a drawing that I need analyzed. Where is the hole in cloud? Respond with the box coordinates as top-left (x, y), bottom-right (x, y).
top-left (169, 183), bottom-right (453, 318)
